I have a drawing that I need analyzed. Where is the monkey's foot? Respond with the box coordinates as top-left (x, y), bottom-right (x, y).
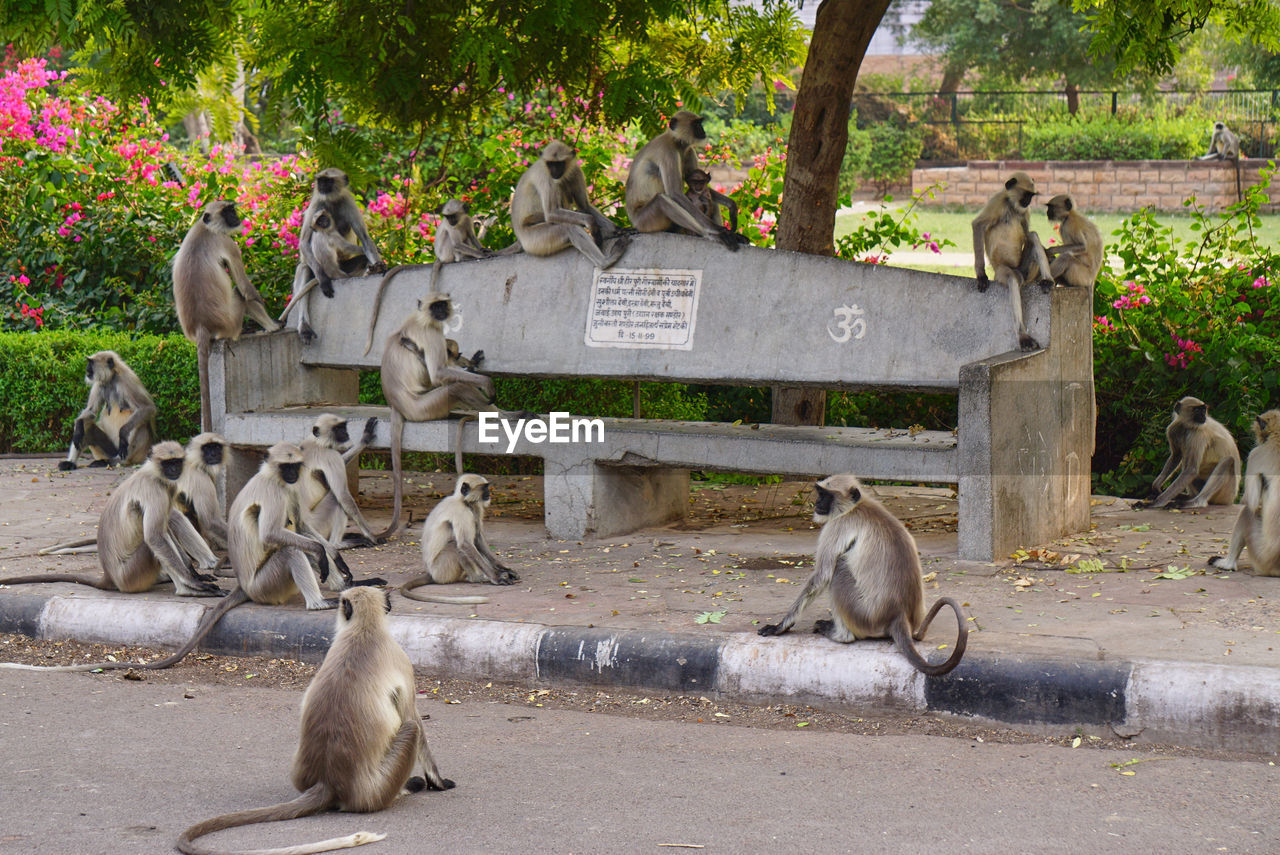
top-left (494, 570), bottom-right (519, 586)
top-left (716, 229), bottom-right (742, 252)
top-left (1131, 499), bottom-right (1157, 510)
top-left (311, 598), bottom-right (340, 610)
top-left (975, 273), bottom-right (991, 292)
top-left (57, 461), bottom-right (76, 471)
top-left (179, 583), bottom-right (227, 597)
top-left (813, 619), bottom-right (834, 635)
top-left (426, 777), bottom-right (456, 791)
top-left (88, 459), bottom-right (110, 468)
top-left (406, 777), bottom-right (428, 793)
top-left (757, 623), bottom-right (785, 637)
top-left (1018, 334), bottom-right (1040, 351)
top-left (298, 323), bottom-right (317, 346)
top-left (1037, 278), bottom-right (1054, 293)
top-left (368, 260), bottom-right (388, 275)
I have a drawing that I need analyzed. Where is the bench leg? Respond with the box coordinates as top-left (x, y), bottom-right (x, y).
top-left (544, 459), bottom-right (689, 539)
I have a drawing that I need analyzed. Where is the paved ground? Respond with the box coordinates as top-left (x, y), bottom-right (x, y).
top-left (3, 458), bottom-right (1276, 669)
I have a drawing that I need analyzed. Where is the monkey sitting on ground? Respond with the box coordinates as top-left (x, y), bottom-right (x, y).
top-left (362, 198), bottom-right (510, 356)
top-left (757, 473), bottom-right (968, 677)
top-left (626, 111), bottom-right (741, 252)
top-left (971, 172), bottom-right (1055, 351)
top-left (1209, 410), bottom-right (1280, 576)
top-left (510, 140), bottom-right (629, 269)
top-left (379, 294), bottom-right (497, 538)
top-left (2, 442), bottom-right (223, 599)
top-left (1135, 396), bottom-right (1241, 510)
top-left (3, 444), bottom-right (387, 675)
top-left (400, 474), bottom-right (517, 604)
top-left (174, 199), bottom-right (282, 432)
top-left (300, 414), bottom-right (382, 548)
top-left (59, 350), bottom-right (156, 470)
top-left (1044, 194), bottom-right (1104, 290)
top-left (684, 168), bottom-right (744, 239)
top-left (177, 586), bottom-right (454, 855)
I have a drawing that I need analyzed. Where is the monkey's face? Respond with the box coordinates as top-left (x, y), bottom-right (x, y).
top-left (1254, 411), bottom-right (1280, 442)
top-left (279, 462), bottom-right (302, 484)
top-left (314, 211), bottom-right (332, 230)
top-left (86, 353), bottom-right (115, 385)
top-left (332, 421), bottom-right (350, 446)
top-left (315, 169), bottom-right (347, 195)
top-left (1191, 405), bottom-right (1208, 424)
top-left (812, 475), bottom-right (864, 523)
top-left (202, 442), bottom-right (224, 468)
top-left (429, 298), bottom-right (452, 322)
top-left (669, 110), bottom-right (706, 147)
top-left (221, 204), bottom-right (241, 230)
top-left (546, 157), bottom-right (569, 181)
top-left (1045, 194), bottom-right (1072, 224)
top-left (84, 357), bottom-right (96, 384)
top-left (160, 457), bottom-right (184, 481)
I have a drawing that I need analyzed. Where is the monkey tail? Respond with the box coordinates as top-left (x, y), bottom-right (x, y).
top-left (36, 537), bottom-right (99, 555)
top-left (177, 782), bottom-right (384, 855)
top-left (362, 265), bottom-right (416, 356)
top-left (453, 414), bottom-right (474, 475)
top-left (0, 572), bottom-right (113, 591)
top-left (399, 575), bottom-right (490, 605)
top-left (888, 598), bottom-right (968, 677)
top-left (280, 279), bottom-right (320, 323)
top-left (0, 588), bottom-right (251, 673)
top-left (376, 412), bottom-right (407, 541)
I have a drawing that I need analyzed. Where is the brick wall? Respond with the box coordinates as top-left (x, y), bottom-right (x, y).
top-left (912, 160), bottom-right (1279, 213)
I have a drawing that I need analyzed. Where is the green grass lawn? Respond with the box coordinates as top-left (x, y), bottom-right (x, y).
top-left (835, 206), bottom-right (1280, 254)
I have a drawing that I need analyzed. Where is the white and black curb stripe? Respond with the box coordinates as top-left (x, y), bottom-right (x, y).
top-left (2, 591), bottom-right (1276, 753)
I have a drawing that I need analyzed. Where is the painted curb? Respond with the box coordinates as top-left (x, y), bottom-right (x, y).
top-left (2, 590), bottom-right (1276, 753)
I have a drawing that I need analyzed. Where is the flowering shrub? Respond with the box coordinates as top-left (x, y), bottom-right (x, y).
top-left (1091, 172), bottom-right (1280, 495)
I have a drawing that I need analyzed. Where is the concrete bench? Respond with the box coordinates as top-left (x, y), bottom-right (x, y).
top-left (211, 233), bottom-right (1093, 561)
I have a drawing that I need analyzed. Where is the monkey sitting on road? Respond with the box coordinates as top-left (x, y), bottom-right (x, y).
top-left (1135, 396), bottom-right (1241, 510)
top-left (300, 414), bottom-right (382, 548)
top-left (510, 140), bottom-right (629, 269)
top-left (173, 200), bottom-right (282, 432)
top-left (626, 112), bottom-right (741, 251)
top-left (400, 474), bottom-right (517, 604)
top-left (971, 172), bottom-right (1055, 351)
top-left (757, 473), bottom-right (968, 677)
top-left (59, 350), bottom-right (156, 470)
top-left (684, 168), bottom-right (743, 239)
top-left (1044, 194), bottom-right (1104, 290)
top-left (1209, 410), bottom-right (1280, 576)
top-left (2, 442), bottom-right (223, 599)
top-left (177, 586), bottom-right (454, 855)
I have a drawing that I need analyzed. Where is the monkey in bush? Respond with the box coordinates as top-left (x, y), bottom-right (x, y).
top-left (1135, 396), bottom-right (1240, 510)
top-left (59, 350), bottom-right (156, 470)
top-left (758, 473), bottom-right (967, 677)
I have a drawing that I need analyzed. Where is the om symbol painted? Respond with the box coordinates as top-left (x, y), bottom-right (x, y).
top-left (827, 304), bottom-right (867, 343)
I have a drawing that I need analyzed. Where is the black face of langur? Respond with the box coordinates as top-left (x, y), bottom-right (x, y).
top-left (315, 418), bottom-right (351, 447)
top-left (1007, 176), bottom-right (1035, 210)
top-left (159, 452), bottom-right (184, 482)
top-left (461, 477), bottom-right (491, 504)
top-left (1182, 399), bottom-right (1208, 425)
top-left (204, 201), bottom-right (241, 232)
top-left (278, 460), bottom-right (302, 485)
top-left (315, 169), bottom-right (346, 196)
top-left (429, 297), bottom-right (452, 323)
top-left (671, 112), bottom-right (707, 145)
top-left (1046, 195), bottom-right (1071, 223)
top-left (201, 441), bottom-right (224, 468)
top-left (545, 149), bottom-right (572, 181)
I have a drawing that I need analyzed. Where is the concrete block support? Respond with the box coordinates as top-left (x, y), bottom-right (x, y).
top-left (544, 453), bottom-right (689, 539)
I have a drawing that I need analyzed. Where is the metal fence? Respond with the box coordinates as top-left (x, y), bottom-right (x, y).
top-left (852, 89), bottom-right (1280, 160)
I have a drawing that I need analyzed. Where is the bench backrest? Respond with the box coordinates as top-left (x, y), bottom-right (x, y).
top-left (304, 233), bottom-right (1053, 390)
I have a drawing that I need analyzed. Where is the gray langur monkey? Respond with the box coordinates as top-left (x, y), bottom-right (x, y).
top-left (1, 442), bottom-right (223, 600)
top-left (40, 432), bottom-right (228, 568)
top-left (1210, 410), bottom-right (1280, 576)
top-left (626, 111), bottom-right (741, 252)
top-left (177, 586), bottom-right (454, 855)
top-left (289, 168), bottom-right (386, 345)
top-left (1198, 121), bottom-right (1244, 202)
top-left (757, 473), bottom-right (968, 677)
top-left (971, 172), bottom-right (1054, 352)
top-left (684, 167), bottom-right (741, 236)
top-left (174, 199), bottom-right (282, 432)
top-left (300, 414), bottom-right (382, 548)
top-left (0, 444), bottom-right (391, 674)
top-left (1135, 396), bottom-right (1241, 510)
top-left (59, 350), bottom-right (156, 470)
top-left (379, 295), bottom-right (496, 538)
top-left (510, 140), bottom-right (629, 269)
top-left (1044, 194), bottom-right (1104, 290)
top-left (362, 198), bottom-right (510, 356)
top-left (400, 474), bottom-right (517, 604)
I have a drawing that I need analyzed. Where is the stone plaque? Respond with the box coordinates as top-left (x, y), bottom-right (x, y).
top-left (585, 268), bottom-right (702, 350)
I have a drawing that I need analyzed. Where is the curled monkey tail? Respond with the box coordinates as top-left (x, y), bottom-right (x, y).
top-left (399, 575), bottom-right (490, 605)
top-left (362, 264), bottom-right (419, 356)
top-left (177, 782), bottom-right (383, 855)
top-left (0, 588), bottom-right (251, 673)
top-left (889, 597), bottom-right (969, 677)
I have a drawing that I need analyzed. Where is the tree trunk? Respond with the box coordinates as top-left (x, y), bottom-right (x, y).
top-left (938, 65), bottom-right (965, 95)
top-left (1065, 81), bottom-right (1079, 116)
top-left (771, 0), bottom-right (893, 426)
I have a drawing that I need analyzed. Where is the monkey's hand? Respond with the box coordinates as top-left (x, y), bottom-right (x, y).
top-left (195, 572), bottom-right (219, 584)
top-left (57, 461), bottom-right (77, 471)
top-left (497, 568), bottom-right (520, 584)
top-left (469, 349), bottom-right (485, 369)
top-left (757, 623), bottom-right (787, 637)
top-left (116, 426), bottom-right (131, 454)
top-left (975, 272), bottom-right (990, 292)
top-left (1207, 555), bottom-right (1235, 570)
top-left (88, 459), bottom-right (111, 468)
top-left (341, 533), bottom-right (379, 549)
top-left (1131, 498), bottom-right (1155, 510)
top-left (362, 416), bottom-right (378, 445)
top-left (299, 322), bottom-right (317, 346)
top-left (311, 598), bottom-right (340, 610)
top-left (316, 550), bottom-right (331, 583)
top-left (331, 550), bottom-right (354, 584)
top-left (813, 619), bottom-right (834, 635)
top-left (196, 580), bottom-right (226, 596)
top-left (317, 274), bottom-right (335, 299)
top-left (1037, 278), bottom-right (1054, 293)
top-left (715, 229), bottom-right (742, 252)
top-left (367, 260), bottom-right (387, 275)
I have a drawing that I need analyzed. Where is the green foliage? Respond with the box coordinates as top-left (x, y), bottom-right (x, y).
top-left (1021, 116), bottom-right (1207, 160)
top-left (1091, 169), bottom-right (1280, 495)
top-left (0, 331), bottom-right (198, 453)
top-left (859, 123), bottom-right (924, 195)
top-left (834, 185), bottom-right (956, 264)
